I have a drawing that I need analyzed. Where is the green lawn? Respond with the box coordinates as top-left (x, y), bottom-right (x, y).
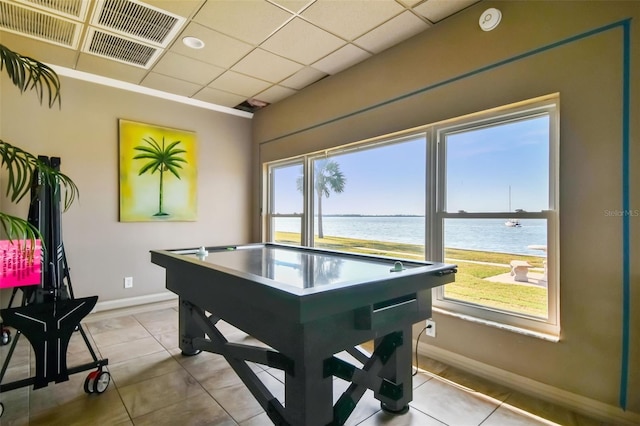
top-left (274, 232), bottom-right (547, 317)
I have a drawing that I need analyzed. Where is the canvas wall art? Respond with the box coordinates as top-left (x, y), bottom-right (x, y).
top-left (119, 119), bottom-right (197, 222)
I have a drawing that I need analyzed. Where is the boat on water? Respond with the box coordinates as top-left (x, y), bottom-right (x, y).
top-left (505, 186), bottom-right (522, 227)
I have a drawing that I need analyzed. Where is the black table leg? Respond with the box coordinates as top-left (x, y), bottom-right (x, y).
top-left (284, 349), bottom-right (334, 426)
top-left (179, 298), bottom-right (203, 356)
top-left (375, 325), bottom-right (412, 414)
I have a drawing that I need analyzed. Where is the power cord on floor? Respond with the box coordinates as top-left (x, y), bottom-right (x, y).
top-left (412, 324), bottom-right (430, 376)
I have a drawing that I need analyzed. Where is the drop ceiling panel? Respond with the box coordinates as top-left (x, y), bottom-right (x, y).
top-left (193, 0), bottom-right (292, 45)
top-left (0, 31), bottom-right (79, 67)
top-left (269, 0), bottom-right (314, 14)
top-left (399, 0), bottom-right (423, 6)
top-left (208, 71), bottom-right (272, 98)
top-left (141, 72), bottom-right (201, 96)
top-left (193, 86), bottom-right (246, 107)
top-left (76, 52), bottom-right (148, 84)
top-left (355, 10), bottom-right (430, 54)
top-left (256, 85), bottom-right (297, 103)
top-left (153, 51), bottom-right (225, 85)
top-left (280, 66), bottom-right (327, 90)
top-left (414, 0), bottom-right (479, 23)
top-left (232, 48), bottom-right (303, 83)
top-left (261, 17), bottom-right (345, 65)
top-left (312, 43), bottom-right (371, 75)
top-left (169, 22), bottom-right (254, 68)
top-left (1, 0), bottom-right (477, 113)
top-left (140, 0), bottom-right (204, 19)
top-left (302, 0), bottom-right (404, 41)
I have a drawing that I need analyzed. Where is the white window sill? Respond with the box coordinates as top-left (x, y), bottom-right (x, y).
top-left (433, 307), bottom-right (560, 342)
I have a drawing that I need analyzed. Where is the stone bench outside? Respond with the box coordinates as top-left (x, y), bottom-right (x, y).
top-left (510, 260), bottom-right (531, 282)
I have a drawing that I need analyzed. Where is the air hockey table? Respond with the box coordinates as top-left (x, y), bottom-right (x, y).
top-left (151, 243), bottom-right (456, 425)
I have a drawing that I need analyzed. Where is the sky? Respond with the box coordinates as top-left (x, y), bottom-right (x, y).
top-left (272, 115), bottom-right (549, 215)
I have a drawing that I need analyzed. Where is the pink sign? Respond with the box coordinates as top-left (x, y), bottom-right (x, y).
top-left (0, 239), bottom-right (42, 289)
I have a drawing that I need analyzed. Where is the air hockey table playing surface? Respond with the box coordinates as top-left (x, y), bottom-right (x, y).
top-left (151, 243), bottom-right (456, 425)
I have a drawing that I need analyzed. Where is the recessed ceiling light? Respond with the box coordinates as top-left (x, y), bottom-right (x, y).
top-left (182, 36), bottom-right (204, 49)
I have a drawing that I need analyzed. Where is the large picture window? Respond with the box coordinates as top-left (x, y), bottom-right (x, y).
top-left (434, 99), bottom-right (559, 337)
top-left (268, 136), bottom-right (427, 258)
top-left (264, 95), bottom-right (559, 338)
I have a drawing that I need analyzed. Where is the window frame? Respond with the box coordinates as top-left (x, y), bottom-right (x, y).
top-left (265, 158), bottom-right (307, 245)
top-left (263, 94), bottom-right (560, 339)
top-left (431, 98), bottom-right (560, 338)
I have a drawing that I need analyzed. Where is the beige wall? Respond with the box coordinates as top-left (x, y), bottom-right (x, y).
top-left (1, 76), bottom-right (253, 307)
top-left (253, 0), bottom-right (639, 419)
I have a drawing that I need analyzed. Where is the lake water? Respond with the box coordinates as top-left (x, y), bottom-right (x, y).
top-left (274, 216), bottom-right (547, 256)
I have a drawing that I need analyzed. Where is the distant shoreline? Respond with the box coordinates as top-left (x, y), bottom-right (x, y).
top-left (320, 214), bottom-right (423, 217)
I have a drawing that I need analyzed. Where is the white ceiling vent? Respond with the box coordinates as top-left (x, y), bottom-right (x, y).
top-left (0, 0), bottom-right (82, 48)
top-left (83, 27), bottom-right (162, 68)
top-left (14, 0), bottom-right (89, 21)
top-left (91, 0), bottom-right (186, 47)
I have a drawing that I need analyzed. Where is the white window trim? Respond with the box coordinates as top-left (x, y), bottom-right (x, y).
top-left (263, 94), bottom-right (560, 338)
top-left (431, 97), bottom-right (560, 338)
top-left (265, 159), bottom-right (306, 245)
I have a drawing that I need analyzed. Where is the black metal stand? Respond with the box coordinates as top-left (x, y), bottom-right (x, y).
top-left (0, 157), bottom-right (109, 419)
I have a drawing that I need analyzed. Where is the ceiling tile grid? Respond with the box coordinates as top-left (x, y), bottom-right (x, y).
top-left (260, 17), bottom-right (346, 66)
top-left (0, 0), bottom-right (480, 114)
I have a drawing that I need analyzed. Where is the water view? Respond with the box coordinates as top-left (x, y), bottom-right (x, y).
top-left (274, 216), bottom-right (546, 256)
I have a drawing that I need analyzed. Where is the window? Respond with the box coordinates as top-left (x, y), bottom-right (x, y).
top-left (433, 99), bottom-right (559, 337)
top-left (267, 160), bottom-right (304, 245)
top-left (264, 95), bottom-right (559, 338)
top-left (266, 136), bottom-right (427, 259)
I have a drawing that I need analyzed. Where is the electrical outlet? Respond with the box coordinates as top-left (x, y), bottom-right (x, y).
top-left (124, 276), bottom-right (133, 289)
top-left (425, 319), bottom-right (436, 337)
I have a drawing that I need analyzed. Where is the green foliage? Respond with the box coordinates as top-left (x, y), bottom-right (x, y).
top-left (313, 159), bottom-right (346, 197)
top-left (0, 44), bottom-right (78, 242)
top-left (295, 159), bottom-right (347, 238)
top-left (0, 43), bottom-right (61, 108)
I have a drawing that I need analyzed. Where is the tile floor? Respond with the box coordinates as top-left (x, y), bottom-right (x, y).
top-left (0, 302), bottom-right (609, 426)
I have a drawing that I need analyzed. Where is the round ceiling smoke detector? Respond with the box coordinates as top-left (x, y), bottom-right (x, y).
top-left (479, 8), bottom-right (502, 32)
top-left (182, 36), bottom-right (205, 49)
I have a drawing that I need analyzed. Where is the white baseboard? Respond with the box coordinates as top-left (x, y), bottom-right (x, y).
top-left (417, 341), bottom-right (640, 425)
top-left (88, 292), bottom-right (178, 320)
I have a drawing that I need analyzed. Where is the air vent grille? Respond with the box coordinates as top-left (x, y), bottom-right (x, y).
top-left (94, 0), bottom-right (182, 46)
top-left (86, 29), bottom-right (159, 67)
top-left (0, 0), bottom-right (79, 47)
top-left (16, 0), bottom-right (87, 20)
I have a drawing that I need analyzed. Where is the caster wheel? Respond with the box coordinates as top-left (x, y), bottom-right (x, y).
top-left (1, 329), bottom-right (10, 346)
top-left (84, 371), bottom-right (98, 394)
top-left (93, 371), bottom-right (110, 394)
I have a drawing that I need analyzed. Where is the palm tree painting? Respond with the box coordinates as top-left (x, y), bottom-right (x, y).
top-left (119, 120), bottom-right (197, 221)
top-left (133, 136), bottom-right (186, 217)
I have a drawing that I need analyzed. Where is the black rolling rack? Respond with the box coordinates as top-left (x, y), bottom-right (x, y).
top-left (0, 156), bottom-right (109, 418)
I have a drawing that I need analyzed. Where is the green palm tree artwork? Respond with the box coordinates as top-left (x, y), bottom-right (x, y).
top-left (132, 136), bottom-right (186, 217)
top-left (119, 119), bottom-right (197, 222)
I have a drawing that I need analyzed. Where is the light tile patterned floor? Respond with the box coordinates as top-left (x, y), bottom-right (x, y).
top-left (0, 302), bottom-right (609, 425)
